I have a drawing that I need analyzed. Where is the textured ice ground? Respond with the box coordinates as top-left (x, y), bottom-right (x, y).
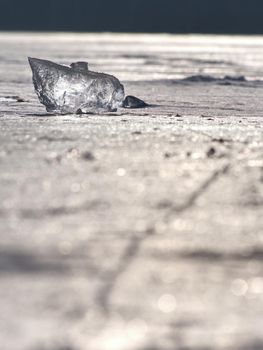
top-left (0, 33), bottom-right (263, 350)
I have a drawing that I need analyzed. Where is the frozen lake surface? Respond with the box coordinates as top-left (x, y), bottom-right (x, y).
top-left (0, 33), bottom-right (263, 350)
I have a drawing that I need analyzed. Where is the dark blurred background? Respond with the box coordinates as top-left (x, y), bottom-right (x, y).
top-left (1, 0), bottom-right (263, 34)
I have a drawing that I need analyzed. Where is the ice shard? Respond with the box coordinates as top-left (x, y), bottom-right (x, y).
top-left (28, 57), bottom-right (126, 114)
top-left (123, 95), bottom-right (148, 108)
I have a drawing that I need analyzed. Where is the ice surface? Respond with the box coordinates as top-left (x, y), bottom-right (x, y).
top-left (2, 33), bottom-right (263, 350)
top-left (28, 57), bottom-right (125, 114)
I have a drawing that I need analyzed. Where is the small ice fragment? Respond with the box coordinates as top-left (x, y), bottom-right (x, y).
top-left (28, 57), bottom-right (125, 114)
top-left (123, 95), bottom-right (148, 108)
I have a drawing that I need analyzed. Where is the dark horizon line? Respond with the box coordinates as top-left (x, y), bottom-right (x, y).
top-left (1, 29), bottom-right (263, 36)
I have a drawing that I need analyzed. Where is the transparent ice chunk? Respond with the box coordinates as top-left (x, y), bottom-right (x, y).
top-left (28, 57), bottom-right (125, 114)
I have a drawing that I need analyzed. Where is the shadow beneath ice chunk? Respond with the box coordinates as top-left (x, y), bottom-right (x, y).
top-left (26, 113), bottom-right (62, 117)
top-left (24, 111), bottom-right (119, 117)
